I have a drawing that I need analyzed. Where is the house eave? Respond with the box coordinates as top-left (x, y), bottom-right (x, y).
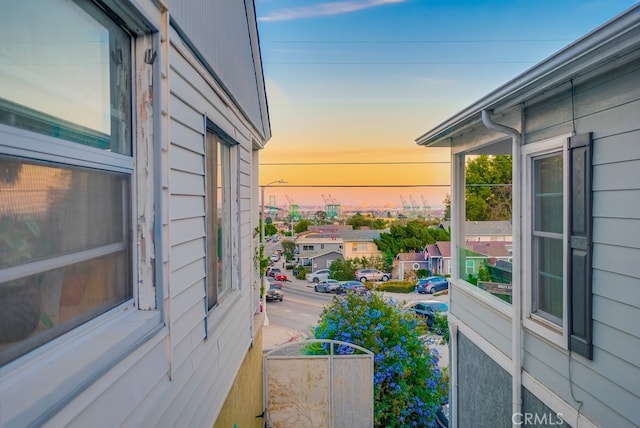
top-left (415, 4), bottom-right (640, 147)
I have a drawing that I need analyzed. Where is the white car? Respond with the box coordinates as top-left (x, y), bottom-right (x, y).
top-left (307, 268), bottom-right (330, 283)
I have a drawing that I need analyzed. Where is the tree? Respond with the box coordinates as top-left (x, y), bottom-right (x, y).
top-left (329, 258), bottom-right (357, 281)
top-left (311, 292), bottom-right (448, 427)
top-left (280, 239), bottom-right (295, 261)
top-left (374, 220), bottom-right (450, 255)
top-left (293, 219), bottom-right (311, 233)
top-left (465, 155), bottom-right (512, 221)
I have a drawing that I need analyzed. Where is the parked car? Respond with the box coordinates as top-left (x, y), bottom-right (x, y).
top-left (405, 300), bottom-right (449, 315)
top-left (307, 268), bottom-right (331, 283)
top-left (314, 279), bottom-right (342, 293)
top-left (405, 301), bottom-right (437, 327)
top-left (341, 280), bottom-right (368, 295)
top-left (415, 276), bottom-right (449, 294)
top-left (267, 267), bottom-right (280, 277)
top-left (354, 268), bottom-right (391, 283)
top-left (265, 282), bottom-right (284, 302)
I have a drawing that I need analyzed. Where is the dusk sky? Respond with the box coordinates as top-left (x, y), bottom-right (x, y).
top-left (254, 0), bottom-right (637, 211)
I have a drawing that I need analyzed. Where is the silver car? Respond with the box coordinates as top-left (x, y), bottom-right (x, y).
top-left (307, 268), bottom-right (330, 283)
top-left (354, 268), bottom-right (391, 282)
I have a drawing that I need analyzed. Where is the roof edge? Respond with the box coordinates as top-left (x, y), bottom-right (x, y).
top-left (415, 4), bottom-right (640, 146)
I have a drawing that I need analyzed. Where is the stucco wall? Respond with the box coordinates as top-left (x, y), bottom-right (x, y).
top-left (214, 314), bottom-right (265, 428)
top-left (457, 332), bottom-right (512, 427)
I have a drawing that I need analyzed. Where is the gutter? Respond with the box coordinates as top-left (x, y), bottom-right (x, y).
top-left (481, 110), bottom-right (522, 428)
top-left (417, 3), bottom-right (640, 146)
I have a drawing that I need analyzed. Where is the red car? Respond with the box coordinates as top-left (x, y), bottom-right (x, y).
top-left (267, 267), bottom-right (288, 281)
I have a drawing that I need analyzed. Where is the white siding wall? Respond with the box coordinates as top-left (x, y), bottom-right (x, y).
top-left (521, 58), bottom-right (640, 427)
top-left (42, 5), bottom-right (264, 427)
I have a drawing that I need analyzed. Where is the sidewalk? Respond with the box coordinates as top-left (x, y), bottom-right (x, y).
top-left (262, 323), bottom-right (308, 352)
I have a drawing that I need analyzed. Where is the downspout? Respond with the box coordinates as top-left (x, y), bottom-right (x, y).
top-left (481, 109), bottom-right (522, 427)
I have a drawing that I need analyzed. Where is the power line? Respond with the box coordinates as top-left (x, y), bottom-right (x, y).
top-left (263, 39), bottom-right (572, 44)
top-left (258, 184), bottom-right (450, 188)
top-left (266, 61), bottom-right (536, 65)
top-left (260, 161), bottom-right (450, 166)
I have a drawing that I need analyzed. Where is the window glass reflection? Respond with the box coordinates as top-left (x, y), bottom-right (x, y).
top-left (0, 0), bottom-right (131, 154)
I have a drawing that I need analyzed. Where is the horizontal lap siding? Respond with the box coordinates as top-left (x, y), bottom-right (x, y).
top-left (161, 31), bottom-right (257, 426)
top-left (450, 285), bottom-right (512, 358)
top-left (523, 58), bottom-right (640, 427)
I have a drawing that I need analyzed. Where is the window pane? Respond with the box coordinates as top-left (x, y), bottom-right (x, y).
top-left (533, 235), bottom-right (563, 322)
top-left (534, 154), bottom-right (563, 234)
top-left (0, 0), bottom-right (131, 154)
top-left (0, 157), bottom-right (131, 365)
top-left (459, 151), bottom-right (513, 305)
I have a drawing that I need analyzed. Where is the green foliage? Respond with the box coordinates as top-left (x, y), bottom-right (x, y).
top-left (329, 258), bottom-right (357, 281)
top-left (374, 219), bottom-right (450, 255)
top-left (345, 213), bottom-right (388, 230)
top-left (431, 313), bottom-right (450, 344)
top-left (264, 223), bottom-right (277, 237)
top-left (465, 154), bottom-right (512, 221)
top-left (376, 281), bottom-right (415, 293)
top-left (293, 219), bottom-right (311, 233)
top-left (280, 239), bottom-right (296, 261)
top-left (311, 293), bottom-right (448, 427)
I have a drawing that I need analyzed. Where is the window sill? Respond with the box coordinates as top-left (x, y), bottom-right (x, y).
top-left (523, 314), bottom-right (567, 351)
top-left (0, 302), bottom-right (163, 427)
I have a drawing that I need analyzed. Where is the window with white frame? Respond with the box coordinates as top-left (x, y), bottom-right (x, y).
top-left (0, 0), bottom-right (133, 366)
top-left (522, 135), bottom-right (568, 340)
top-left (531, 151), bottom-right (564, 325)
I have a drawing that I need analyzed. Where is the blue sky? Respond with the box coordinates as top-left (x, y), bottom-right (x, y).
top-left (254, 0), bottom-right (638, 210)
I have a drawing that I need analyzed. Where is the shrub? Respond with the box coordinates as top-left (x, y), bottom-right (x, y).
top-left (311, 292), bottom-right (448, 427)
top-left (376, 281), bottom-right (415, 293)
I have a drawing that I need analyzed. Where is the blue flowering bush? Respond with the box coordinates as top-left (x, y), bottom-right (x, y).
top-left (310, 292), bottom-right (448, 427)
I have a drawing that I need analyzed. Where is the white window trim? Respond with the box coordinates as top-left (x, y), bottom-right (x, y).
top-left (521, 134), bottom-right (571, 349)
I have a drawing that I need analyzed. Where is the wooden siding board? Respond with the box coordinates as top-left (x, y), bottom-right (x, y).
top-left (170, 258), bottom-right (205, 297)
top-left (65, 340), bottom-right (170, 427)
top-left (594, 322), bottom-right (640, 368)
top-left (592, 269), bottom-right (640, 307)
top-left (170, 119), bottom-right (205, 154)
top-left (592, 243), bottom-right (640, 279)
top-left (593, 217), bottom-right (640, 249)
top-left (593, 294), bottom-right (640, 338)
top-left (169, 145), bottom-right (204, 176)
top-left (588, 344), bottom-right (640, 398)
top-left (169, 92), bottom-right (204, 134)
top-left (171, 297), bottom-right (206, 352)
top-left (171, 278), bottom-right (206, 327)
top-left (574, 60), bottom-right (640, 120)
top-left (170, 216), bottom-right (205, 247)
top-left (169, 194), bottom-right (205, 220)
top-left (571, 361), bottom-right (640, 426)
top-left (594, 160), bottom-right (640, 191)
top-left (449, 287), bottom-right (512, 357)
top-left (169, 41), bottom-right (250, 143)
top-left (593, 189), bottom-right (640, 219)
top-left (170, 238), bottom-right (205, 272)
top-left (169, 169), bottom-right (204, 197)
top-left (593, 130), bottom-right (640, 165)
top-left (576, 98), bottom-right (640, 139)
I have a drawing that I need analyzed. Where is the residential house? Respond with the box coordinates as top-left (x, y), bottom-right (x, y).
top-left (439, 220), bottom-right (512, 242)
top-left (340, 229), bottom-right (387, 260)
top-left (0, 1), bottom-right (270, 427)
top-left (416, 6), bottom-right (640, 427)
top-left (295, 231), bottom-right (343, 265)
top-left (308, 250), bottom-right (344, 272)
